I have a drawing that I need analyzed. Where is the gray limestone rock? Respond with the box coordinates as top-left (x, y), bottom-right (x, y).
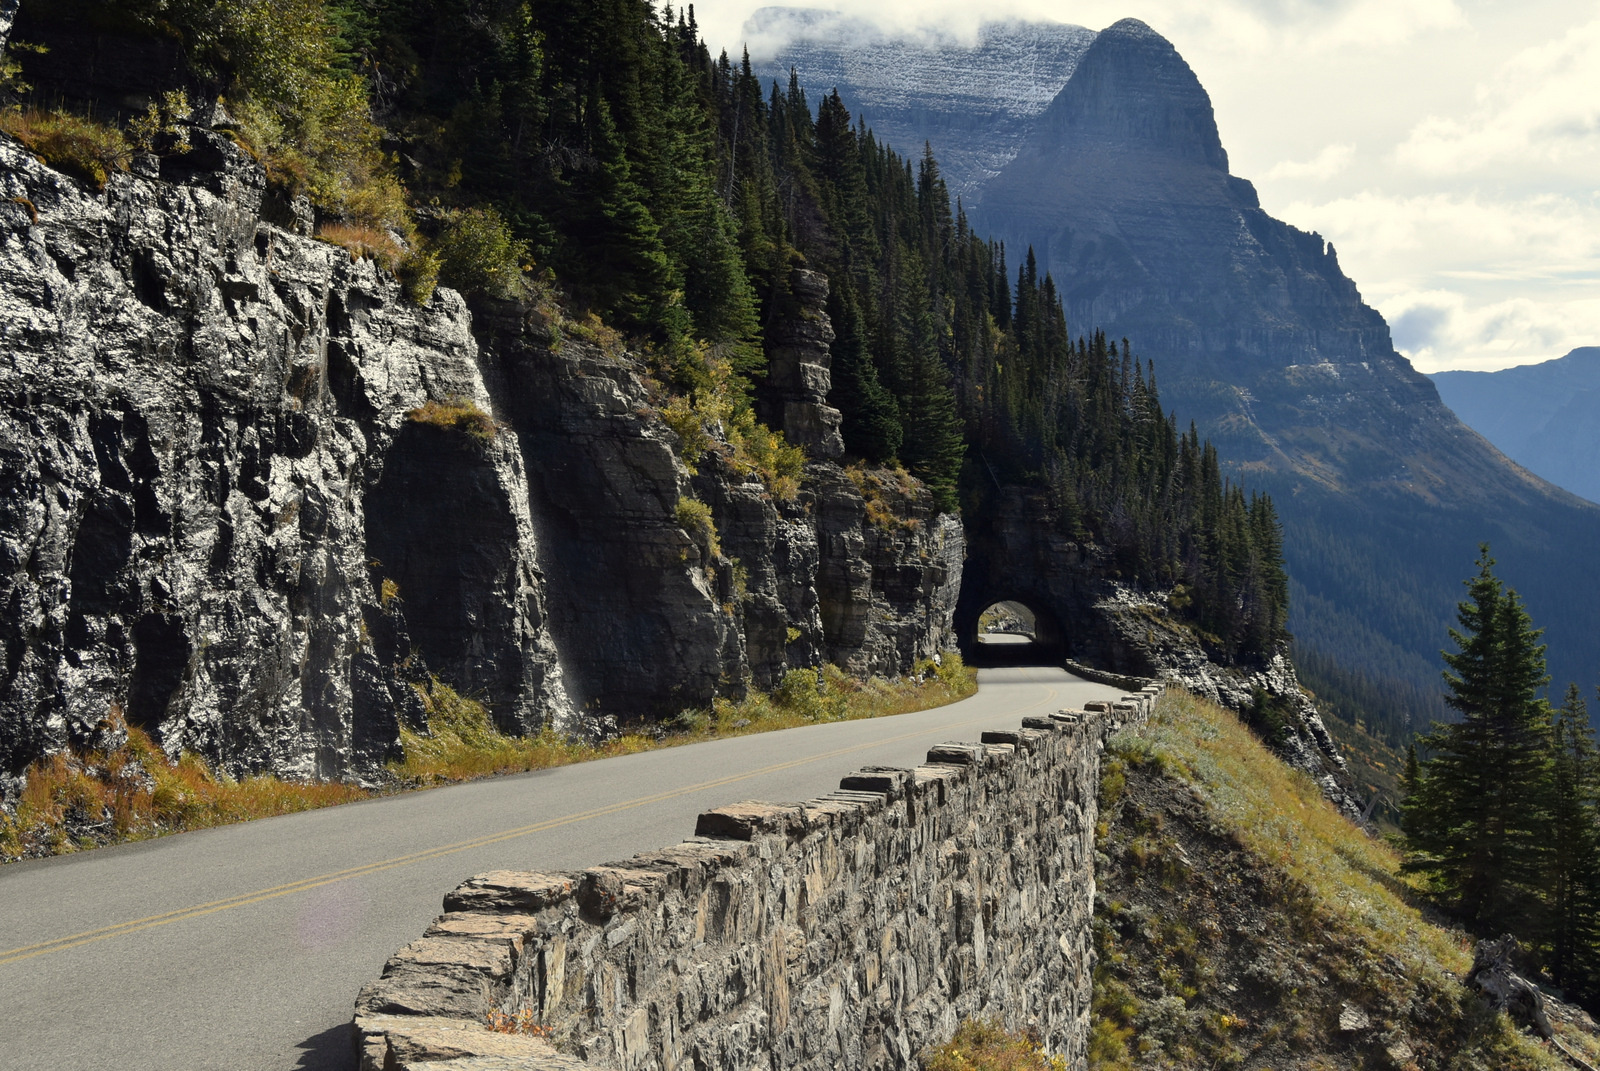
top-left (0, 128), bottom-right (569, 785)
top-left (0, 94), bottom-right (961, 794)
top-left (750, 9), bottom-right (1096, 205)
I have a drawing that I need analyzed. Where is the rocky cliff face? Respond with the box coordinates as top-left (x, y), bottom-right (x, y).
top-left (0, 131), bottom-right (570, 790)
top-left (0, 124), bottom-right (961, 792)
top-left (960, 485), bottom-right (1358, 815)
top-left (749, 8), bottom-right (1094, 205)
top-left (762, 11), bottom-right (1600, 708)
top-left (472, 269), bottom-right (959, 721)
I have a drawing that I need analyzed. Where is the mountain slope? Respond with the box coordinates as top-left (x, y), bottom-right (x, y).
top-left (1431, 348), bottom-right (1600, 505)
top-left (760, 15), bottom-right (1600, 718)
top-left (1093, 688), bottom-right (1598, 1069)
top-left (748, 7), bottom-right (1094, 205)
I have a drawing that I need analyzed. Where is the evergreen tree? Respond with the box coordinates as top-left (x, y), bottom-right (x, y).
top-left (827, 285), bottom-right (901, 463)
top-left (1549, 683), bottom-right (1600, 992)
top-left (1403, 546), bottom-right (1555, 933)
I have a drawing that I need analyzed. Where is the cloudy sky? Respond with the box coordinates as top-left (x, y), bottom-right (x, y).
top-left (688, 0), bottom-right (1600, 373)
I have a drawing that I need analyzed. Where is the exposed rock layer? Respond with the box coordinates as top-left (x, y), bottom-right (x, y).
top-left (0, 131), bottom-right (567, 787)
top-left (749, 8), bottom-right (1094, 205)
top-left (355, 687), bottom-right (1160, 1071)
top-left (970, 18), bottom-right (1600, 699)
top-left (766, 13), bottom-right (1600, 698)
top-left (0, 128), bottom-right (961, 789)
top-left (959, 485), bottom-right (1357, 816)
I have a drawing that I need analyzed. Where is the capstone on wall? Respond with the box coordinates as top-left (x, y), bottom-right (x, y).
top-left (354, 686), bottom-right (1162, 1071)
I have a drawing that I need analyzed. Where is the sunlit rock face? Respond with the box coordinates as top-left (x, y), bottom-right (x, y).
top-left (0, 132), bottom-right (571, 787)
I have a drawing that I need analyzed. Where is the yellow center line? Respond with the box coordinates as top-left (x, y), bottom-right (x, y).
top-left (1, 685), bottom-right (1062, 968)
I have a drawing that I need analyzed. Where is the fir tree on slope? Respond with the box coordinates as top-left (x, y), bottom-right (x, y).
top-left (1401, 546), bottom-right (1600, 1006)
top-left (1403, 546), bottom-right (1555, 934)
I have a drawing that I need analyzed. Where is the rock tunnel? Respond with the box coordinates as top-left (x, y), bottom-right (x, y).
top-left (953, 485), bottom-right (1148, 675)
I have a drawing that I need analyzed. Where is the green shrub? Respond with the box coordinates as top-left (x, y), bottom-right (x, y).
top-left (398, 247), bottom-right (442, 305)
top-left (432, 206), bottom-right (528, 300)
top-left (657, 344), bottom-right (805, 500)
top-left (674, 496), bottom-right (720, 558)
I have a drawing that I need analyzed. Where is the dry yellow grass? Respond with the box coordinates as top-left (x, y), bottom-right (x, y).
top-left (3, 657), bottom-right (976, 863)
top-left (1090, 688), bottom-right (1568, 1070)
top-left (406, 397), bottom-right (497, 442)
top-left (922, 1019), bottom-right (1068, 1071)
top-left (316, 221), bottom-right (405, 272)
top-left (1122, 690), bottom-right (1470, 983)
top-left (0, 712), bottom-right (365, 861)
top-left (0, 107), bottom-right (130, 189)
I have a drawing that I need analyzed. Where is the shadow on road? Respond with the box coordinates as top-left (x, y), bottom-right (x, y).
top-left (966, 635), bottom-right (1058, 668)
top-left (295, 1021), bottom-right (356, 1070)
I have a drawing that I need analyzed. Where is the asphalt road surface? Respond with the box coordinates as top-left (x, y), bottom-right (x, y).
top-left (0, 666), bottom-right (1121, 1071)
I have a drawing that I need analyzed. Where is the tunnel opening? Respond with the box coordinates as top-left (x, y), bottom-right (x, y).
top-left (962, 597), bottom-right (1066, 667)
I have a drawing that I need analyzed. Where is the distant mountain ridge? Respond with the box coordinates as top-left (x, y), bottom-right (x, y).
top-left (756, 12), bottom-right (1600, 726)
top-left (1431, 349), bottom-right (1600, 505)
top-left (747, 7), bottom-right (1095, 205)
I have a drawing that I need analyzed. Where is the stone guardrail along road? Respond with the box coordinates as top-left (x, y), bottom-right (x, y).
top-left (356, 682), bottom-right (1162, 1071)
top-left (0, 666), bottom-right (1130, 1071)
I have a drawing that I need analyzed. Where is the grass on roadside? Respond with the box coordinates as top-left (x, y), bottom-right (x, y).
top-left (391, 655), bottom-right (977, 785)
top-left (1090, 688), bottom-right (1568, 1069)
top-left (1, 654), bottom-right (977, 862)
top-left (0, 711), bottom-right (366, 862)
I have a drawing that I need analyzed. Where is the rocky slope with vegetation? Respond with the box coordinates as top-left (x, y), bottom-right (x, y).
top-left (0, 103), bottom-right (960, 794)
top-left (1092, 689), bottom-right (1600, 1070)
top-left (764, 9), bottom-right (1600, 752)
top-left (0, 0), bottom-right (1318, 802)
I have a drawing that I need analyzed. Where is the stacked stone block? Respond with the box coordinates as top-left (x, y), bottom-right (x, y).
top-left (354, 684), bottom-right (1163, 1070)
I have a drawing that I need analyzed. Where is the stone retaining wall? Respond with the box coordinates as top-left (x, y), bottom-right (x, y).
top-left (1060, 660), bottom-right (1159, 692)
top-left (353, 685), bottom-right (1162, 1070)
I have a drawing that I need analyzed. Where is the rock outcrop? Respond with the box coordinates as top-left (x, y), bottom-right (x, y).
top-left (0, 131), bottom-right (569, 789)
top-left (771, 13), bottom-right (1600, 703)
top-left (971, 19), bottom-right (1600, 703)
top-left (0, 0), bottom-right (16, 57)
top-left (471, 271), bottom-right (960, 720)
top-left (355, 688), bottom-right (1161, 1071)
top-left (0, 122), bottom-right (962, 790)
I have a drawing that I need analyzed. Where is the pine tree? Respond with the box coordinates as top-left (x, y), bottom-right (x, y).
top-left (1403, 546), bottom-right (1555, 933)
top-left (1549, 683), bottom-right (1600, 992)
top-left (826, 285), bottom-right (901, 463)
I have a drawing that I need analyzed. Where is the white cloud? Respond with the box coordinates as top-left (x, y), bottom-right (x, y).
top-left (692, 0), bottom-right (1466, 60)
top-left (1277, 189), bottom-right (1600, 370)
top-left (1377, 289), bottom-right (1600, 371)
top-left (1396, 14), bottom-right (1600, 174)
top-left (1282, 190), bottom-right (1600, 276)
top-left (690, 0), bottom-right (1600, 372)
top-left (1265, 143), bottom-right (1354, 182)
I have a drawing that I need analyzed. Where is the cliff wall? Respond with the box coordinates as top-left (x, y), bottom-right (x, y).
top-left (354, 685), bottom-right (1162, 1071)
top-left (0, 121), bottom-right (960, 793)
top-left (0, 130), bottom-right (568, 787)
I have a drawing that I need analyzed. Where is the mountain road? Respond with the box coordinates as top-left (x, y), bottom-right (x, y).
top-left (0, 666), bottom-right (1122, 1071)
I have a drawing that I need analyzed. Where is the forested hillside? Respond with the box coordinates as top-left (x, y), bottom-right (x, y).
top-left (6, 0), bottom-right (1291, 663)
